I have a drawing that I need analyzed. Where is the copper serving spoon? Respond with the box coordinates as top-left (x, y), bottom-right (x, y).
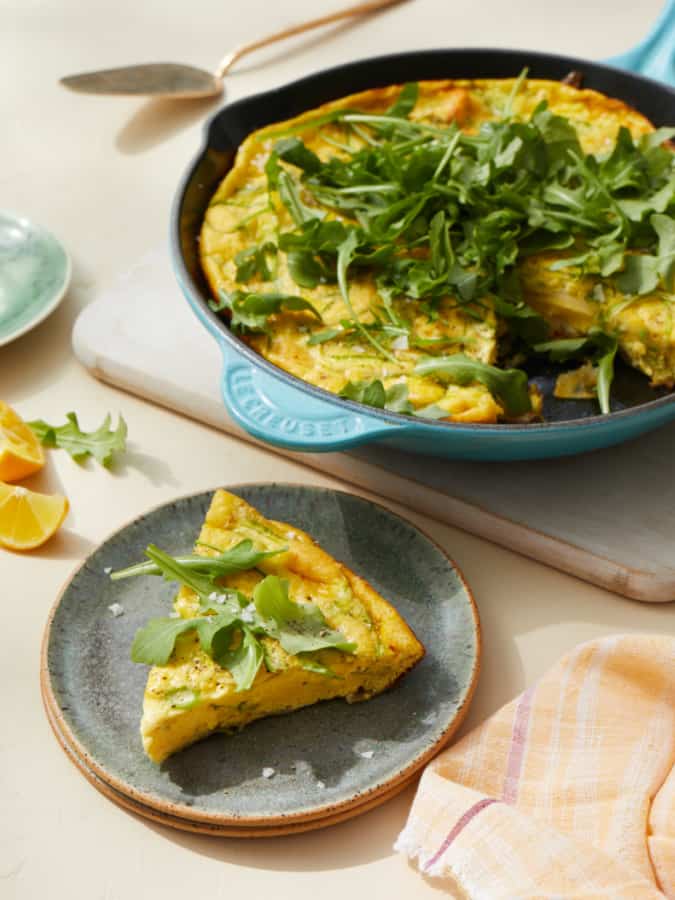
top-left (60, 0), bottom-right (408, 100)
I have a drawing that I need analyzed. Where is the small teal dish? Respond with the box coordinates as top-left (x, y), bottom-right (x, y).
top-left (172, 39), bottom-right (675, 461)
top-left (0, 211), bottom-right (71, 347)
top-left (42, 485), bottom-right (480, 828)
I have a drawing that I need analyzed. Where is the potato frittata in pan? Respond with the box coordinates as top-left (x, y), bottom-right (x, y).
top-left (199, 77), bottom-right (675, 422)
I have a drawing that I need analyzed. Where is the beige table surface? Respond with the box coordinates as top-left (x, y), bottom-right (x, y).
top-left (2, 1), bottom-right (673, 897)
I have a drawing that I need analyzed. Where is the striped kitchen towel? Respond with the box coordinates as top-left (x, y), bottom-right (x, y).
top-left (395, 635), bottom-right (675, 899)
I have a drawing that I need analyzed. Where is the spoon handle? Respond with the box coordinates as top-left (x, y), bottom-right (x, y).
top-left (214, 0), bottom-right (409, 78)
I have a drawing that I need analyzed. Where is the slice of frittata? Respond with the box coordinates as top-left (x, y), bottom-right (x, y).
top-left (520, 253), bottom-right (675, 387)
top-left (141, 490), bottom-right (424, 763)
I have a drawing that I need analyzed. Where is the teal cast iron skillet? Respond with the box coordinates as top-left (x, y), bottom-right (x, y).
top-left (172, 42), bottom-right (675, 461)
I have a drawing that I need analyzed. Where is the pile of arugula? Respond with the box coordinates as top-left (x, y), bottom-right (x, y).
top-left (210, 77), bottom-right (675, 416)
top-left (112, 541), bottom-right (356, 690)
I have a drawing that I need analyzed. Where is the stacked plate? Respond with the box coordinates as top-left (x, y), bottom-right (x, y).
top-left (41, 485), bottom-right (481, 836)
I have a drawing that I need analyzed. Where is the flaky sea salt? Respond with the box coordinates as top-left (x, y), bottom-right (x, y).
top-left (103, 566), bottom-right (112, 575)
top-left (108, 603), bottom-right (124, 618)
top-left (357, 749), bottom-right (375, 759)
top-left (317, 780), bottom-right (326, 790)
top-left (262, 767), bottom-right (275, 779)
top-left (240, 603), bottom-right (256, 624)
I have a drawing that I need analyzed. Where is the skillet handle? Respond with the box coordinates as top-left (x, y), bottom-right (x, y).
top-left (607, 0), bottom-right (675, 84)
top-left (219, 341), bottom-right (409, 452)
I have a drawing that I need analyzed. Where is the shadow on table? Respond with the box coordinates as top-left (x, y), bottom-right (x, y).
top-left (0, 260), bottom-right (93, 402)
top-left (115, 96), bottom-right (219, 155)
top-left (145, 782), bottom-right (417, 870)
top-left (110, 444), bottom-right (179, 488)
top-left (113, 16), bottom-right (371, 155)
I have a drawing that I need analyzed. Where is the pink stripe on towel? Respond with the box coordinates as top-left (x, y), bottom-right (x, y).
top-left (503, 685), bottom-right (535, 804)
top-left (424, 798), bottom-right (499, 871)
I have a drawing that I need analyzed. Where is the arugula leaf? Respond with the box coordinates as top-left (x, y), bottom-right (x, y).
top-left (532, 335), bottom-right (592, 362)
top-left (534, 328), bottom-right (616, 360)
top-left (131, 611), bottom-right (241, 666)
top-left (386, 82), bottom-right (419, 119)
top-left (596, 340), bottom-right (618, 415)
top-left (339, 379), bottom-right (413, 413)
top-left (615, 215), bottom-right (675, 295)
top-left (340, 378), bottom-right (386, 408)
top-left (640, 128), bottom-right (675, 150)
top-left (274, 137), bottom-right (322, 174)
top-left (277, 169), bottom-right (324, 225)
top-left (615, 255), bottom-right (660, 295)
top-left (130, 616), bottom-right (204, 665)
top-left (213, 626), bottom-right (264, 691)
top-left (29, 412), bottom-right (127, 467)
top-left (253, 576), bottom-right (356, 656)
top-left (337, 231), bottom-right (397, 361)
top-left (492, 292), bottom-right (549, 345)
top-left (234, 242), bottom-right (276, 282)
top-left (266, 152), bottom-right (323, 225)
top-left (382, 382), bottom-right (414, 413)
top-left (110, 539), bottom-right (283, 582)
top-left (251, 573), bottom-right (298, 621)
top-left (414, 354), bottom-right (532, 417)
top-left (652, 213), bottom-right (675, 290)
top-left (121, 548), bottom-right (355, 687)
top-left (142, 544), bottom-right (235, 609)
top-left (413, 403), bottom-right (451, 420)
top-left (534, 329), bottom-right (618, 413)
top-left (286, 249), bottom-right (325, 289)
top-left (211, 290), bottom-right (322, 333)
top-left (307, 326), bottom-right (344, 345)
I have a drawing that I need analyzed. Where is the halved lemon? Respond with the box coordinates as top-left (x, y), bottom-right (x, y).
top-left (0, 401), bottom-right (45, 482)
top-left (0, 482), bottom-right (69, 550)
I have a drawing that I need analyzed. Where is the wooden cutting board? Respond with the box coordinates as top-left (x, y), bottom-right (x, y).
top-left (73, 247), bottom-right (675, 603)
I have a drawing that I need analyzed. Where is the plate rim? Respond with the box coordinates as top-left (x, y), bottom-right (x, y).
top-left (41, 482), bottom-right (481, 827)
top-left (0, 210), bottom-right (72, 348)
top-left (41, 679), bottom-right (419, 837)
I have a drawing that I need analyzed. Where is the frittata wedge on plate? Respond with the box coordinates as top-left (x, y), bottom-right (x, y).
top-left (140, 490), bottom-right (424, 764)
top-left (199, 77), bottom-right (675, 420)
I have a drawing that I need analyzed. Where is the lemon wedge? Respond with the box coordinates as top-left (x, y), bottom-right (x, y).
top-left (0, 482), bottom-right (69, 550)
top-left (0, 401), bottom-right (45, 482)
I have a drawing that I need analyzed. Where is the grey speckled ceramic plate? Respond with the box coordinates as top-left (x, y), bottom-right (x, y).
top-left (42, 484), bottom-right (480, 828)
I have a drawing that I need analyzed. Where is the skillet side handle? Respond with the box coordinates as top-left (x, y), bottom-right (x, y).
top-left (607, 0), bottom-right (675, 84)
top-left (219, 341), bottom-right (408, 452)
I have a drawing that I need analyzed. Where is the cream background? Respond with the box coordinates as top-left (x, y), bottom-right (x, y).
top-left (1, 1), bottom-right (671, 898)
